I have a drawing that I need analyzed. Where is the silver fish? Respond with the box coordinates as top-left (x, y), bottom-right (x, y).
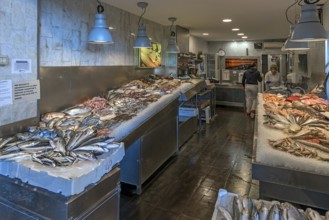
top-left (42, 112), bottom-right (67, 122)
top-left (305, 208), bottom-right (323, 220)
top-left (281, 202), bottom-right (305, 220)
top-left (73, 145), bottom-right (108, 154)
top-left (242, 196), bottom-right (253, 213)
top-left (0, 136), bottom-right (17, 149)
top-left (240, 208), bottom-right (250, 220)
top-left (214, 206), bottom-right (233, 220)
top-left (20, 145), bottom-right (53, 152)
top-left (233, 196), bottom-right (243, 220)
top-left (63, 105), bottom-right (92, 116)
top-left (67, 128), bottom-right (96, 151)
top-left (259, 204), bottom-right (269, 220)
top-left (0, 152), bottom-right (30, 160)
top-left (267, 204), bottom-right (281, 220)
top-left (50, 137), bottom-right (66, 155)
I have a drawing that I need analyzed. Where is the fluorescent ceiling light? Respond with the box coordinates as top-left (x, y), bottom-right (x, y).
top-left (202, 33), bottom-right (209, 36)
top-left (237, 33), bottom-right (244, 36)
top-left (232, 28), bottom-right (240, 31)
top-left (222, 19), bottom-right (232, 22)
top-left (242, 36), bottom-right (248, 39)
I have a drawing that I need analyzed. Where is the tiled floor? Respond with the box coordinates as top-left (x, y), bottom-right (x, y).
top-left (120, 107), bottom-right (258, 220)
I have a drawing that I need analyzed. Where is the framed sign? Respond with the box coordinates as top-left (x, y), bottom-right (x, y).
top-left (139, 42), bottom-right (162, 68)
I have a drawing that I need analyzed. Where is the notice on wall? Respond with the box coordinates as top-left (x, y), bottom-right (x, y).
top-left (0, 80), bottom-right (13, 107)
top-left (13, 80), bottom-right (40, 102)
top-left (11, 59), bottom-right (32, 74)
top-left (222, 70), bottom-right (230, 81)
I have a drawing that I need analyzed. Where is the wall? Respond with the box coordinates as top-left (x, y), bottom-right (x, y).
top-left (40, 0), bottom-right (166, 66)
top-left (0, 0), bottom-right (38, 126)
top-left (189, 35), bottom-right (208, 55)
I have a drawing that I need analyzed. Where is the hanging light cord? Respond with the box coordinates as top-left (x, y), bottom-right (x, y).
top-left (138, 7), bottom-right (146, 26)
top-left (97, 0), bottom-right (104, 13)
top-left (286, 0), bottom-right (299, 24)
top-left (170, 21), bottom-right (176, 36)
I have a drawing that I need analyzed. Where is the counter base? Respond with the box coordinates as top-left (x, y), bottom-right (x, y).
top-left (253, 162), bottom-right (329, 210)
top-left (0, 167), bottom-right (121, 220)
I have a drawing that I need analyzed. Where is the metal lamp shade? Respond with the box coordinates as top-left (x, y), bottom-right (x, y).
top-left (282, 25), bottom-right (309, 51)
top-left (133, 25), bottom-right (151, 48)
top-left (167, 35), bottom-right (180, 53)
top-left (291, 4), bottom-right (328, 42)
top-left (88, 13), bottom-right (113, 44)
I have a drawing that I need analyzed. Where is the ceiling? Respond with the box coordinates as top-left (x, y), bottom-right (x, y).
top-left (103, 0), bottom-right (328, 42)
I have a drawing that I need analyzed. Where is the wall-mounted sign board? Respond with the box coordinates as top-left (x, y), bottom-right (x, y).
top-left (11, 59), bottom-right (32, 74)
top-left (0, 80), bottom-right (13, 107)
top-left (13, 80), bottom-right (40, 102)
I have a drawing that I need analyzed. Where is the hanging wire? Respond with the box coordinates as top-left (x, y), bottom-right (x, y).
top-left (97, 0), bottom-right (104, 13)
top-left (138, 7), bottom-right (146, 26)
top-left (286, 0), bottom-right (299, 24)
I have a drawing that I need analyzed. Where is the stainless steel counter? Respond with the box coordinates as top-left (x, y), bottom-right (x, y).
top-left (215, 83), bottom-right (245, 108)
top-left (120, 98), bottom-right (179, 194)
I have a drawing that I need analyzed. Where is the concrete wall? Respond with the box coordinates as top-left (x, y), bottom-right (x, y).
top-left (0, 0), bottom-right (38, 126)
top-left (40, 0), bottom-right (166, 66)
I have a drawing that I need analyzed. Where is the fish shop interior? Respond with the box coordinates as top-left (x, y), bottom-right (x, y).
top-left (1, 0), bottom-right (329, 219)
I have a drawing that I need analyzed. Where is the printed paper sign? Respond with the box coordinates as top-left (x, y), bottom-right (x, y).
top-left (13, 80), bottom-right (40, 102)
top-left (0, 80), bottom-right (13, 107)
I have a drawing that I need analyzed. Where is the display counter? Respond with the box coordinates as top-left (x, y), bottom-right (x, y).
top-left (215, 83), bottom-right (245, 108)
top-left (252, 94), bottom-right (329, 210)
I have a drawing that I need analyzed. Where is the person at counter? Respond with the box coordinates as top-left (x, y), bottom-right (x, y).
top-left (265, 64), bottom-right (281, 90)
top-left (242, 63), bottom-right (262, 119)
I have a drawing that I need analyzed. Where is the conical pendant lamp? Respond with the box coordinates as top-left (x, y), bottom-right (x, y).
top-left (291, 3), bottom-right (328, 42)
top-left (282, 25), bottom-right (309, 51)
top-left (88, 0), bottom-right (113, 44)
top-left (167, 17), bottom-right (180, 53)
top-left (133, 2), bottom-right (151, 48)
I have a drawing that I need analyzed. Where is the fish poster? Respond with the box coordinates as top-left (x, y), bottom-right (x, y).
top-left (139, 42), bottom-right (162, 68)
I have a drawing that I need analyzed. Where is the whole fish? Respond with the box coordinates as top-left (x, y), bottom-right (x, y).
top-left (233, 196), bottom-right (243, 220)
top-left (73, 145), bottom-right (108, 154)
top-left (63, 105), bottom-right (92, 116)
top-left (259, 204), bottom-right (269, 220)
top-left (0, 152), bottom-right (30, 160)
top-left (267, 204), bottom-right (281, 220)
top-left (50, 137), bottom-right (66, 155)
top-left (240, 208), bottom-right (250, 220)
top-left (305, 208), bottom-right (323, 220)
top-left (0, 136), bottom-right (17, 149)
top-left (79, 136), bottom-right (113, 147)
top-left (242, 196), bottom-right (254, 214)
top-left (42, 112), bottom-right (67, 122)
top-left (213, 206), bottom-right (233, 220)
top-left (281, 202), bottom-right (305, 220)
top-left (67, 128), bottom-right (96, 151)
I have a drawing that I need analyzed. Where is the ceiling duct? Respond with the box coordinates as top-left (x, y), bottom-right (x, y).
top-left (262, 42), bottom-right (284, 49)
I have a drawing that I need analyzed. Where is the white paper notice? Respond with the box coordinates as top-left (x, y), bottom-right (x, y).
top-left (0, 80), bottom-right (13, 107)
top-left (13, 80), bottom-right (40, 102)
top-left (222, 70), bottom-right (230, 80)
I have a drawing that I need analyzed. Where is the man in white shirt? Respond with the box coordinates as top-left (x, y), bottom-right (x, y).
top-left (265, 64), bottom-right (281, 90)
